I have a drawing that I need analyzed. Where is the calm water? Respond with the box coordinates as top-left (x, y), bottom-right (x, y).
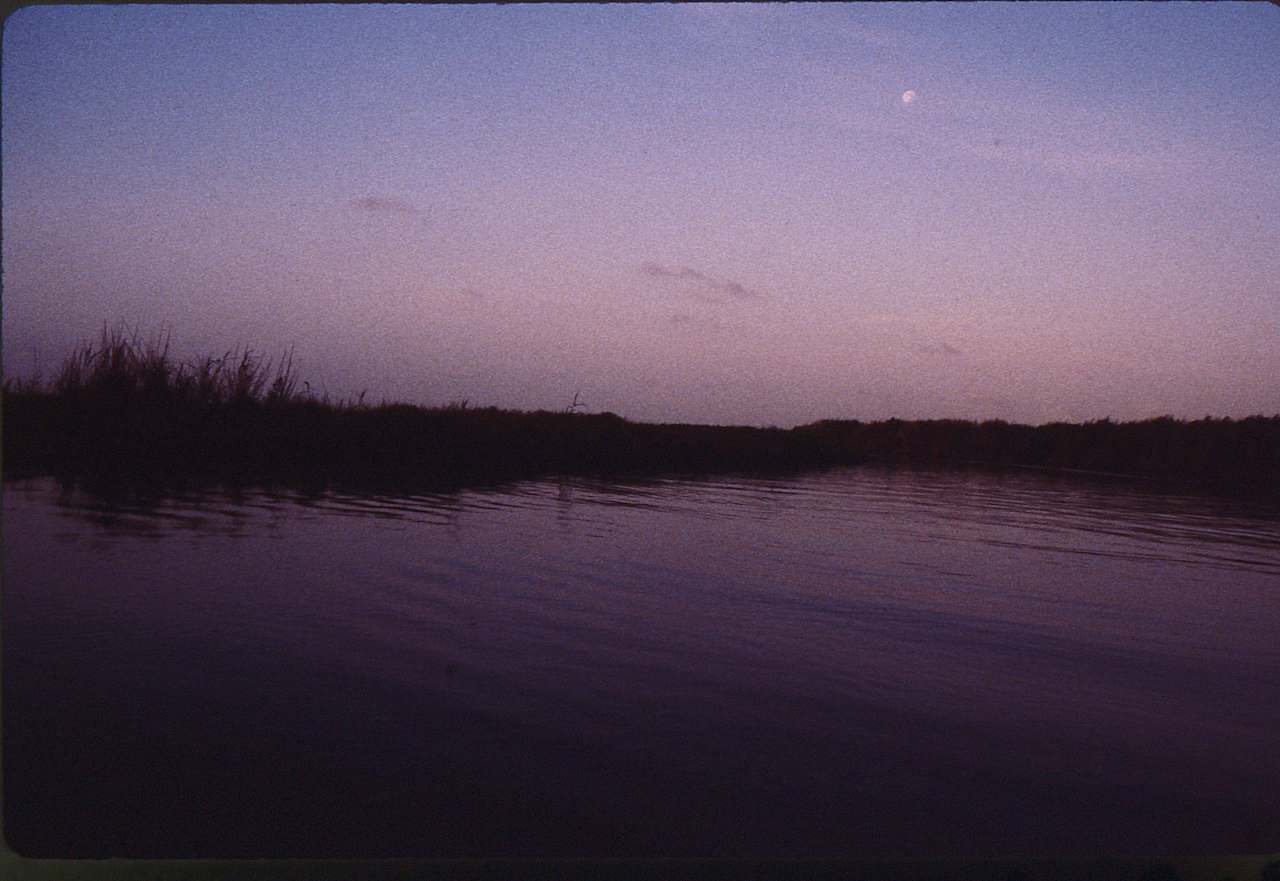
top-left (4, 467), bottom-right (1279, 858)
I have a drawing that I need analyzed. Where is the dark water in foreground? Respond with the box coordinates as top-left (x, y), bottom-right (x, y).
top-left (4, 467), bottom-right (1279, 858)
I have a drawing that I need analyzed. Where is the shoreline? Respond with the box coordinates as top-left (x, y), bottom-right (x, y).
top-left (6, 388), bottom-right (1278, 497)
top-left (4, 328), bottom-right (1277, 493)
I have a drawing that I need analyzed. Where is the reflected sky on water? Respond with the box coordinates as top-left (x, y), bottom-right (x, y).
top-left (5, 466), bottom-right (1279, 857)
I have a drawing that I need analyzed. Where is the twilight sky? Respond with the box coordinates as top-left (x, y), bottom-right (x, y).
top-left (4, 3), bottom-right (1278, 426)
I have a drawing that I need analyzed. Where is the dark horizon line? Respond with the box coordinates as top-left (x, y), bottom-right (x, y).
top-left (5, 368), bottom-right (1277, 434)
top-left (3, 321), bottom-right (1278, 494)
top-left (2, 321), bottom-right (1275, 432)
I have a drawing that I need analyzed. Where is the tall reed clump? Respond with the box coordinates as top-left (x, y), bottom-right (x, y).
top-left (49, 322), bottom-right (305, 410)
top-left (2, 321), bottom-right (315, 481)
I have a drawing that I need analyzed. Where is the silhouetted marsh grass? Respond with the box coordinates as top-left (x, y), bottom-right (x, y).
top-left (4, 322), bottom-right (1279, 492)
top-left (41, 323), bottom-right (305, 410)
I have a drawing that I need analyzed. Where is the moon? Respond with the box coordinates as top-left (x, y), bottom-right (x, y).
top-left (901, 90), bottom-right (917, 105)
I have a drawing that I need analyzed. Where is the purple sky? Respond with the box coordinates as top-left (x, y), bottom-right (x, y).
top-left (4, 3), bottom-right (1278, 426)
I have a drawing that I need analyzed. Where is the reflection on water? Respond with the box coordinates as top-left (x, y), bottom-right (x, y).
top-left (5, 466), bottom-right (1280, 857)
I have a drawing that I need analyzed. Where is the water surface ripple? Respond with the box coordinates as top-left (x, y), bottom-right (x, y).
top-left (4, 466), bottom-right (1278, 857)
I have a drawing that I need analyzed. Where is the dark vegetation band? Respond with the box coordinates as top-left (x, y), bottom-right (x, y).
top-left (4, 323), bottom-right (1278, 491)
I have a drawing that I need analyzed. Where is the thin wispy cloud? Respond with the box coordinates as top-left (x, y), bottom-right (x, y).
top-left (719, 280), bottom-right (758, 300)
top-left (941, 94), bottom-right (1225, 179)
top-left (816, 87), bottom-right (1222, 182)
top-left (966, 141), bottom-right (1196, 179)
top-left (641, 262), bottom-right (707, 282)
top-left (351, 196), bottom-right (421, 216)
top-left (919, 341), bottom-right (963, 356)
top-left (641, 262), bottom-right (764, 301)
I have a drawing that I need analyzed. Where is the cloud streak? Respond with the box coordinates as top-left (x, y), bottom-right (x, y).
top-left (640, 262), bottom-right (764, 301)
top-left (351, 196), bottom-right (421, 216)
top-left (919, 341), bottom-right (963, 356)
